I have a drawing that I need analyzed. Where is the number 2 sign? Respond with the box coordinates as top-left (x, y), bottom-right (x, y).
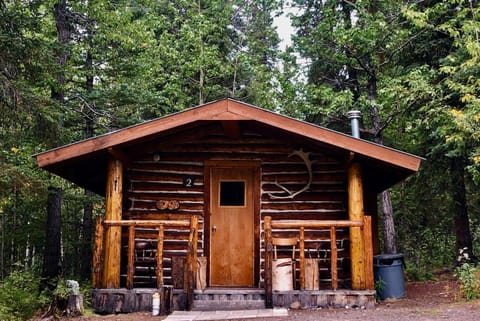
top-left (183, 176), bottom-right (195, 187)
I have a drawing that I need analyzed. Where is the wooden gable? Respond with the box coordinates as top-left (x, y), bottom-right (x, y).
top-left (35, 98), bottom-right (422, 195)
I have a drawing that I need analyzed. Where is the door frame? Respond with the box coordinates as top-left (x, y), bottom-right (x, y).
top-left (204, 160), bottom-right (261, 287)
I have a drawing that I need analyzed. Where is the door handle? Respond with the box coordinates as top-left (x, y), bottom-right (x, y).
top-left (212, 225), bottom-right (217, 232)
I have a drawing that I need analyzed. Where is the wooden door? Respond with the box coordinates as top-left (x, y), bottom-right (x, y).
top-left (210, 167), bottom-right (254, 287)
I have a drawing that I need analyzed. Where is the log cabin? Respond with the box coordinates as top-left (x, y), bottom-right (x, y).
top-left (35, 98), bottom-right (422, 314)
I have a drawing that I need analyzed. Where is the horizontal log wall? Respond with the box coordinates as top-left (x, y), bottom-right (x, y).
top-left (122, 123), bottom-right (349, 288)
top-left (260, 138), bottom-right (348, 288)
top-left (124, 155), bottom-right (204, 287)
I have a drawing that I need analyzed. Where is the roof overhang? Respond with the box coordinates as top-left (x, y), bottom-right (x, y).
top-left (35, 98), bottom-right (423, 195)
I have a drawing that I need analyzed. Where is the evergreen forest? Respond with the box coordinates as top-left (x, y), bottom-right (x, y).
top-left (0, 0), bottom-right (479, 318)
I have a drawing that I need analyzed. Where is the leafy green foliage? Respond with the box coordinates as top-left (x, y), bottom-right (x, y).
top-left (397, 0), bottom-right (480, 262)
top-left (0, 269), bottom-right (49, 321)
top-left (456, 263), bottom-right (480, 300)
top-left (455, 248), bottom-right (480, 300)
top-left (400, 0), bottom-right (479, 165)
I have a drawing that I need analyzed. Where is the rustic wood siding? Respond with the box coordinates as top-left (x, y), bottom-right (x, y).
top-left (122, 156), bottom-right (204, 287)
top-left (260, 152), bottom-right (349, 288)
top-left (121, 124), bottom-right (350, 288)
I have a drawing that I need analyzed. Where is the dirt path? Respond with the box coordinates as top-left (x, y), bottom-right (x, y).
top-left (65, 280), bottom-right (480, 321)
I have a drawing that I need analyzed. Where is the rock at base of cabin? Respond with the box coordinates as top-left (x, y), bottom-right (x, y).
top-left (289, 301), bottom-right (302, 310)
top-left (66, 280), bottom-right (80, 295)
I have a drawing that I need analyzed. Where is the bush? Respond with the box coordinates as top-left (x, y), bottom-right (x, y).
top-left (455, 248), bottom-right (480, 301)
top-left (0, 270), bottom-right (49, 321)
top-left (455, 263), bottom-right (480, 301)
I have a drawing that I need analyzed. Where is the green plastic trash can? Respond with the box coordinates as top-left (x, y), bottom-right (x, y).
top-left (373, 253), bottom-right (405, 300)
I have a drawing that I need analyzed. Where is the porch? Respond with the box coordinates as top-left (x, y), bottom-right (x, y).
top-left (91, 215), bottom-right (375, 314)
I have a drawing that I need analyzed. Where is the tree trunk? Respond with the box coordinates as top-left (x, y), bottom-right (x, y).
top-left (80, 42), bottom-right (95, 280)
top-left (341, 1), bottom-right (361, 101)
top-left (1, 196), bottom-right (4, 279)
top-left (80, 190), bottom-right (94, 280)
top-left (40, 187), bottom-right (63, 292)
top-left (381, 190), bottom-right (397, 254)
top-left (11, 184), bottom-right (18, 266)
top-left (197, 0), bottom-right (205, 105)
top-left (40, 0), bottom-right (72, 291)
top-left (51, 0), bottom-right (71, 102)
top-left (451, 157), bottom-right (477, 262)
top-left (367, 56), bottom-right (397, 254)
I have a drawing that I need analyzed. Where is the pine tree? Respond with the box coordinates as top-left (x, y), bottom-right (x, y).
top-left (291, 0), bottom-right (412, 253)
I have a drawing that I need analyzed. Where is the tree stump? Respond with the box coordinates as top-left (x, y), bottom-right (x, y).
top-left (66, 294), bottom-right (84, 317)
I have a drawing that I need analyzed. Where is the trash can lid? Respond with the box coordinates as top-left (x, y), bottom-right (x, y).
top-left (374, 253), bottom-right (404, 260)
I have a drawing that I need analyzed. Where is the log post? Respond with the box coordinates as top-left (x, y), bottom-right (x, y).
top-left (299, 227), bottom-right (305, 290)
top-left (330, 226), bottom-right (338, 290)
top-left (191, 216), bottom-right (199, 277)
top-left (363, 216), bottom-right (374, 290)
top-left (186, 216), bottom-right (198, 310)
top-left (156, 225), bottom-right (164, 288)
top-left (365, 192), bottom-right (380, 255)
top-left (92, 216), bottom-right (104, 289)
top-left (126, 225), bottom-right (135, 289)
top-left (103, 157), bottom-right (123, 288)
top-left (264, 216), bottom-right (273, 308)
top-left (185, 234), bottom-right (192, 309)
top-left (348, 161), bottom-right (366, 290)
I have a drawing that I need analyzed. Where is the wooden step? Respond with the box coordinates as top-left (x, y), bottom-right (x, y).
top-left (192, 288), bottom-right (265, 311)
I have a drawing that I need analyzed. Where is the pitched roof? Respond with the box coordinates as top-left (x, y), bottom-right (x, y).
top-left (35, 98), bottom-right (423, 194)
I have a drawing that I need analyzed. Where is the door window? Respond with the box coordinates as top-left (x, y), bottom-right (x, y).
top-left (219, 181), bottom-right (245, 206)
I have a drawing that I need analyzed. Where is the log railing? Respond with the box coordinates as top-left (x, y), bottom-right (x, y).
top-left (92, 216), bottom-right (199, 301)
top-left (264, 216), bottom-right (373, 308)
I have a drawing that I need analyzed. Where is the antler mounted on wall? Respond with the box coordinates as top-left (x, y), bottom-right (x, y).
top-left (267, 149), bottom-right (313, 199)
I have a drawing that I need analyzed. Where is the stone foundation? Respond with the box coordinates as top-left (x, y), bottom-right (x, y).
top-left (92, 288), bottom-right (375, 314)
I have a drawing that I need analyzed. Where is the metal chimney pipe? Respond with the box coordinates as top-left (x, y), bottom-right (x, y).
top-left (347, 110), bottom-right (361, 139)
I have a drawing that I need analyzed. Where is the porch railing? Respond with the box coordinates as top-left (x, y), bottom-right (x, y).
top-left (92, 216), bottom-right (199, 308)
top-left (263, 215), bottom-right (373, 308)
